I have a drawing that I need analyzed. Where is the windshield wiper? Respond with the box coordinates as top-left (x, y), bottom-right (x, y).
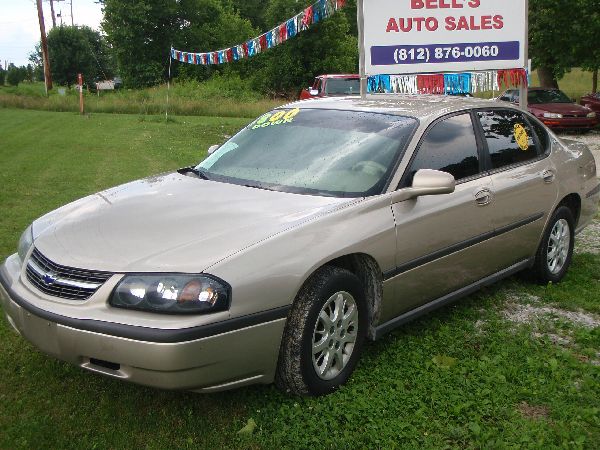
top-left (181, 167), bottom-right (211, 180)
top-left (243, 183), bottom-right (276, 192)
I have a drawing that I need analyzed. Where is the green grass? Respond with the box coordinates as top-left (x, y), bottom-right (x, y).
top-left (0, 78), bottom-right (284, 118)
top-left (0, 109), bottom-right (599, 449)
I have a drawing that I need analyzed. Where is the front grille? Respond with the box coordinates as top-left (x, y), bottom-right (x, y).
top-left (26, 248), bottom-right (113, 300)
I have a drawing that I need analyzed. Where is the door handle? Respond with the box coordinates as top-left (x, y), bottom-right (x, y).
top-left (474, 188), bottom-right (493, 206)
top-left (542, 170), bottom-right (555, 183)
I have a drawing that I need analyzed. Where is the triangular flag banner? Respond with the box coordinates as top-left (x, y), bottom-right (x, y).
top-left (171, 0), bottom-right (344, 65)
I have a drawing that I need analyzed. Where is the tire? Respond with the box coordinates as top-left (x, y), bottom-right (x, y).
top-left (275, 266), bottom-right (368, 396)
top-left (531, 206), bottom-right (575, 284)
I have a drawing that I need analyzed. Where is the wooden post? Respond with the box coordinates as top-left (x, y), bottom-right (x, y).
top-left (36, 0), bottom-right (53, 93)
top-left (78, 73), bottom-right (84, 114)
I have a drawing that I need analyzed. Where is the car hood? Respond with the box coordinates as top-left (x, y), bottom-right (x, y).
top-left (32, 173), bottom-right (354, 273)
top-left (530, 102), bottom-right (591, 115)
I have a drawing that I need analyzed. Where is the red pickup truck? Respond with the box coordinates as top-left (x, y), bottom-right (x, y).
top-left (299, 74), bottom-right (360, 100)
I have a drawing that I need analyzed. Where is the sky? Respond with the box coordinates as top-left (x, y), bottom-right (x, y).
top-left (0, 0), bottom-right (103, 68)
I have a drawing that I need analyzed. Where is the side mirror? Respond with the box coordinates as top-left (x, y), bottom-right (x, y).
top-left (391, 169), bottom-right (455, 204)
top-left (309, 89), bottom-right (319, 96)
top-left (207, 144), bottom-right (219, 155)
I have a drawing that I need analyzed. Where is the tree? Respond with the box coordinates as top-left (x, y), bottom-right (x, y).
top-left (577, 0), bottom-right (600, 92)
top-left (229, 0), bottom-right (268, 30)
top-left (33, 26), bottom-right (113, 87)
top-left (6, 64), bottom-right (28, 86)
top-left (529, 0), bottom-right (600, 91)
top-left (528, 0), bottom-right (578, 88)
top-left (241, 0), bottom-right (358, 96)
top-left (0, 67), bottom-right (6, 86)
top-left (100, 0), bottom-right (255, 88)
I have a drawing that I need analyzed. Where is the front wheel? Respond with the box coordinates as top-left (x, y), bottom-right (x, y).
top-left (531, 206), bottom-right (575, 284)
top-left (275, 266), bottom-right (367, 396)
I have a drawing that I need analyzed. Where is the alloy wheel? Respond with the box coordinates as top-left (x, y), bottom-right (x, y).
top-left (311, 291), bottom-right (358, 381)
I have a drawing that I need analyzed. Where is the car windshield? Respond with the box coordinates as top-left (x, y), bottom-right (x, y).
top-left (528, 89), bottom-right (572, 104)
top-left (324, 78), bottom-right (361, 95)
top-left (196, 109), bottom-right (417, 197)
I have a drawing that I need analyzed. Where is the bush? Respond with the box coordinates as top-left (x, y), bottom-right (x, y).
top-left (6, 66), bottom-right (27, 87)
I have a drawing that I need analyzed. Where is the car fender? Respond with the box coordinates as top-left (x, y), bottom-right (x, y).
top-left (205, 194), bottom-right (396, 319)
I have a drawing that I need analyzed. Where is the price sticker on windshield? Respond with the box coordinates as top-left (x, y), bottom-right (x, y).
top-left (251, 108), bottom-right (300, 130)
top-left (513, 124), bottom-right (529, 151)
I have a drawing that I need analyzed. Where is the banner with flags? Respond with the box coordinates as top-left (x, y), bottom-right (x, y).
top-left (171, 0), bottom-right (346, 65)
top-left (368, 69), bottom-right (527, 95)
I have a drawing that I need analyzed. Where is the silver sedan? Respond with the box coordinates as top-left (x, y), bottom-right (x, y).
top-left (1, 96), bottom-right (598, 396)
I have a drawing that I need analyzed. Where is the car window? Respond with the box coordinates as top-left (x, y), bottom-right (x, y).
top-left (477, 110), bottom-right (539, 170)
top-left (404, 113), bottom-right (480, 185)
top-left (198, 109), bottom-right (418, 198)
top-left (324, 78), bottom-right (360, 95)
top-left (500, 90), bottom-right (517, 102)
top-left (313, 78), bottom-right (322, 93)
top-left (528, 118), bottom-right (550, 154)
top-left (528, 89), bottom-right (572, 104)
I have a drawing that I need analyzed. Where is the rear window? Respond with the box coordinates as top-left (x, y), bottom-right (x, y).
top-left (477, 110), bottom-right (539, 170)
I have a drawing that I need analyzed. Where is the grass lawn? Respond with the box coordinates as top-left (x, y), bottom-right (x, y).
top-left (0, 108), bottom-right (599, 449)
top-left (0, 80), bottom-right (284, 118)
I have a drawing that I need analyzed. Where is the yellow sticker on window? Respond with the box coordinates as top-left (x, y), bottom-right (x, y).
top-left (251, 108), bottom-right (300, 130)
top-left (514, 124), bottom-right (529, 151)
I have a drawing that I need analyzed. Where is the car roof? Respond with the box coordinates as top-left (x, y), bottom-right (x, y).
top-left (317, 74), bottom-right (360, 79)
top-left (282, 95), bottom-right (503, 121)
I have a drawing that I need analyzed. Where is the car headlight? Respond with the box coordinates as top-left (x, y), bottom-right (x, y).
top-left (17, 225), bottom-right (33, 263)
top-left (587, 112), bottom-right (597, 118)
top-left (543, 113), bottom-right (563, 119)
top-left (110, 274), bottom-right (231, 314)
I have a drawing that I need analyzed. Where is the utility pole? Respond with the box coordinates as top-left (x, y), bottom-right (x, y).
top-left (70, 0), bottom-right (74, 26)
top-left (36, 0), bottom-right (53, 93)
top-left (49, 0), bottom-right (57, 28)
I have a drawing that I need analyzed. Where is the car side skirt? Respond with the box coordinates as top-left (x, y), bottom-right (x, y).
top-left (373, 258), bottom-right (533, 340)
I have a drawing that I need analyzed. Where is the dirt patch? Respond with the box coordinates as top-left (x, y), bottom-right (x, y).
top-left (517, 402), bottom-right (551, 421)
top-left (499, 292), bottom-right (600, 366)
top-left (502, 301), bottom-right (600, 329)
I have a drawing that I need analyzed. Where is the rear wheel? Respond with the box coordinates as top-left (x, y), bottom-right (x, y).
top-left (531, 206), bottom-right (575, 284)
top-left (275, 266), bottom-right (367, 396)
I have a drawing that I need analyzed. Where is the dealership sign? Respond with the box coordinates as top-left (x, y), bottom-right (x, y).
top-left (359, 0), bottom-right (528, 76)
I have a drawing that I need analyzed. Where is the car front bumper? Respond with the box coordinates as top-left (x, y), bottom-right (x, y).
top-left (0, 255), bottom-right (287, 393)
top-left (540, 116), bottom-right (598, 130)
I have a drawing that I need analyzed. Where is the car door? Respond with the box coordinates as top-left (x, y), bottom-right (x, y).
top-left (381, 112), bottom-right (497, 322)
top-left (475, 109), bottom-right (559, 267)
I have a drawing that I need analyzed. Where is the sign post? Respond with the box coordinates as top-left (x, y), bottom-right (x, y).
top-left (78, 73), bottom-right (84, 115)
top-left (357, 0), bottom-right (367, 99)
top-left (357, 0), bottom-right (528, 103)
top-left (519, 1), bottom-right (529, 110)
